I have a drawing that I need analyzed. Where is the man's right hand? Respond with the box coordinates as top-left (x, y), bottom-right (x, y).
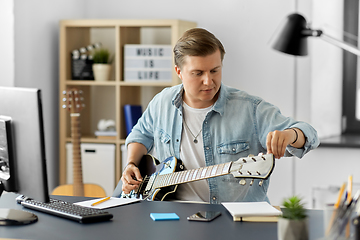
top-left (121, 163), bottom-right (143, 194)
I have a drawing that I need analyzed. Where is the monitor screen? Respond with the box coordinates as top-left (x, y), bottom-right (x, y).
top-left (0, 86), bottom-right (49, 203)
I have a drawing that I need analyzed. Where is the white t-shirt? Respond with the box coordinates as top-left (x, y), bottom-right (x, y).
top-left (176, 102), bottom-right (213, 202)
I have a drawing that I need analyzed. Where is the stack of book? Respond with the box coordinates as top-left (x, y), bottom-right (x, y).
top-left (124, 44), bottom-right (172, 81)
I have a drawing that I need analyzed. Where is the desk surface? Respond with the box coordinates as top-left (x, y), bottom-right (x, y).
top-left (0, 193), bottom-right (324, 240)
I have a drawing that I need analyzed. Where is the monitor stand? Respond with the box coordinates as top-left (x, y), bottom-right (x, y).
top-left (0, 183), bottom-right (38, 225)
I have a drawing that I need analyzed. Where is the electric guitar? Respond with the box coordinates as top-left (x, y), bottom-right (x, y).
top-left (52, 88), bottom-right (106, 197)
top-left (134, 153), bottom-right (275, 201)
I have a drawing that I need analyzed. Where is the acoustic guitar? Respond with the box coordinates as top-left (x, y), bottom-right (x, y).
top-left (52, 88), bottom-right (106, 197)
top-left (133, 153), bottom-right (275, 201)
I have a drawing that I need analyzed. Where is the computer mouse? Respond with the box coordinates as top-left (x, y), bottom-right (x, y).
top-left (0, 208), bottom-right (38, 225)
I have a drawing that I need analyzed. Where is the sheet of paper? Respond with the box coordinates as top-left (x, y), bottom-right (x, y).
top-left (74, 197), bottom-right (141, 209)
top-left (221, 201), bottom-right (282, 217)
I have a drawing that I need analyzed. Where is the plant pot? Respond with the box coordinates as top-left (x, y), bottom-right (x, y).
top-left (92, 64), bottom-right (111, 81)
top-left (278, 218), bottom-right (309, 240)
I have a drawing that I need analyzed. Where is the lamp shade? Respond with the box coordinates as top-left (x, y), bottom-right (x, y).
top-left (271, 13), bottom-right (309, 56)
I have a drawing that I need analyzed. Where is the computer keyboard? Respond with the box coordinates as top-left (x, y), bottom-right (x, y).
top-left (18, 196), bottom-right (113, 223)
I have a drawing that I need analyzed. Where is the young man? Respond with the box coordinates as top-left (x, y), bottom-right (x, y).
top-left (120, 28), bottom-right (319, 204)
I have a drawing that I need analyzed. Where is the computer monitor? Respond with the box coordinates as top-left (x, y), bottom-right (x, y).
top-left (0, 86), bottom-right (50, 225)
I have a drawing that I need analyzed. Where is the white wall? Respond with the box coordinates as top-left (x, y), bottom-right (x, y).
top-left (85, 0), bottom-right (297, 117)
top-left (13, 0), bottom-right (88, 191)
top-left (311, 0), bottom-right (343, 138)
top-left (0, 0), bottom-right (14, 87)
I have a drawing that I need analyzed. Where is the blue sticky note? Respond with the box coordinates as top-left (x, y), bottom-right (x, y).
top-left (150, 213), bottom-right (180, 221)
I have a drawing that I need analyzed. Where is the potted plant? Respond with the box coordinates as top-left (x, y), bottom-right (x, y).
top-left (278, 196), bottom-right (308, 240)
top-left (92, 48), bottom-right (113, 81)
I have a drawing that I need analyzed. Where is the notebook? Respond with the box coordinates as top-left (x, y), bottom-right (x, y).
top-left (222, 201), bottom-right (282, 222)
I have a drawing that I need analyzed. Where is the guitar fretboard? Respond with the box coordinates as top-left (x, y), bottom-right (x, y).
top-left (152, 162), bottom-right (232, 189)
top-left (71, 114), bottom-right (84, 196)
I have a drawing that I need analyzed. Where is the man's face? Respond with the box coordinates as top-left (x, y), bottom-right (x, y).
top-left (175, 49), bottom-right (222, 109)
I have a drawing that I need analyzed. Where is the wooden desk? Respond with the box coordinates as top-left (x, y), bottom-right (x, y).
top-left (0, 193), bottom-right (324, 240)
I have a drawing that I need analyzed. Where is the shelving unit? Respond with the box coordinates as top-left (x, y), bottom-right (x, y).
top-left (59, 19), bottom-right (197, 188)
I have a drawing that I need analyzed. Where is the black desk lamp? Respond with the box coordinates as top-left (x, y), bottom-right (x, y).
top-left (271, 13), bottom-right (360, 57)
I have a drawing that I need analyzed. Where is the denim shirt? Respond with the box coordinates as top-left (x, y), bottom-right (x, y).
top-left (125, 83), bottom-right (320, 204)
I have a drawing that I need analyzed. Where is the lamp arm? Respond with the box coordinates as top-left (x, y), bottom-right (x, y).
top-left (320, 32), bottom-right (360, 57)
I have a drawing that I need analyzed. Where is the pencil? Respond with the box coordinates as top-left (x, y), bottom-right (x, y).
top-left (335, 183), bottom-right (346, 209)
top-left (91, 196), bottom-right (111, 206)
top-left (326, 183), bottom-right (346, 236)
top-left (347, 175), bottom-right (353, 203)
top-left (346, 175), bottom-right (353, 238)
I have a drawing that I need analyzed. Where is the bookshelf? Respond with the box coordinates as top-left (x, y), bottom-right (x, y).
top-left (59, 19), bottom-right (197, 188)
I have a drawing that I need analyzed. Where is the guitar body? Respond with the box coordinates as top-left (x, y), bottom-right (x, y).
top-left (52, 184), bottom-right (106, 198)
top-left (136, 155), bottom-right (184, 201)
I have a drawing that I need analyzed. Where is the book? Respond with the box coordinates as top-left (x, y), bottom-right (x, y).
top-left (95, 130), bottom-right (117, 136)
top-left (221, 202), bottom-right (282, 222)
top-left (233, 213), bottom-right (280, 222)
top-left (124, 105), bottom-right (142, 135)
top-left (94, 130), bottom-right (117, 140)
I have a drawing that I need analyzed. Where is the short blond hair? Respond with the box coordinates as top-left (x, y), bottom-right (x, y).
top-left (173, 28), bottom-right (225, 69)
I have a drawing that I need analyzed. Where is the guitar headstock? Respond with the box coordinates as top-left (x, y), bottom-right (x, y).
top-left (229, 153), bottom-right (275, 186)
top-left (62, 88), bottom-right (85, 114)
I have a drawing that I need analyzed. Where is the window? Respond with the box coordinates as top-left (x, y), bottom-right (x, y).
top-left (343, 0), bottom-right (360, 134)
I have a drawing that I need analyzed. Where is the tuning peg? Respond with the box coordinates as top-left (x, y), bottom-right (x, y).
top-left (62, 105), bottom-right (67, 109)
top-left (259, 180), bottom-right (264, 186)
top-left (250, 179), bottom-right (254, 186)
top-left (62, 90), bottom-right (67, 95)
top-left (62, 98), bottom-right (66, 102)
top-left (239, 179), bottom-right (246, 185)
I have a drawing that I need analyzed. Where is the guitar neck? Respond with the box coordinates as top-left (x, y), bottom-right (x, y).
top-left (152, 162), bottom-right (233, 189)
top-left (71, 113), bottom-right (84, 196)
